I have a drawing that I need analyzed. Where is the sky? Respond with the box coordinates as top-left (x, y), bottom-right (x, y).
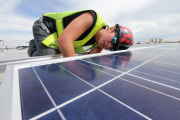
top-left (0, 0), bottom-right (180, 42)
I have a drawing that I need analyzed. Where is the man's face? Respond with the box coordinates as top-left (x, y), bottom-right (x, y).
top-left (98, 27), bottom-right (116, 50)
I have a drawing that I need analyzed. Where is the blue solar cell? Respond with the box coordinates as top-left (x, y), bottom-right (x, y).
top-left (19, 67), bottom-right (54, 120)
top-left (161, 52), bottom-right (180, 58)
top-left (143, 62), bottom-right (180, 73)
top-left (122, 58), bottom-right (146, 65)
top-left (33, 63), bottom-right (93, 106)
top-left (121, 74), bottom-right (180, 99)
top-left (134, 66), bottom-right (180, 81)
top-left (75, 60), bottom-right (121, 76)
top-left (131, 48), bottom-right (165, 54)
top-left (128, 53), bottom-right (158, 60)
top-left (100, 78), bottom-right (180, 120)
top-left (157, 45), bottom-right (174, 48)
top-left (56, 61), bottom-right (115, 86)
top-left (129, 70), bottom-right (180, 89)
top-left (37, 110), bottom-right (62, 120)
top-left (60, 90), bottom-right (146, 120)
top-left (152, 56), bottom-right (180, 65)
top-left (83, 56), bottom-right (138, 73)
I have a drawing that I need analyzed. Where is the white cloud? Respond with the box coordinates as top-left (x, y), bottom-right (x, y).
top-left (126, 13), bottom-right (180, 41)
top-left (1, 0), bottom-right (180, 42)
top-left (0, 0), bottom-right (35, 41)
top-left (67, 0), bottom-right (180, 41)
top-left (66, 0), bottom-right (155, 26)
top-left (0, 0), bottom-right (36, 31)
top-left (11, 37), bottom-right (18, 39)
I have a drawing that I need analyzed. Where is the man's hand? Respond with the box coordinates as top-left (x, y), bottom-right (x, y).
top-left (90, 46), bottom-right (103, 54)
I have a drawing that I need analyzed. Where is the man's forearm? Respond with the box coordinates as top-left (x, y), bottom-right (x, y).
top-left (57, 38), bottom-right (76, 57)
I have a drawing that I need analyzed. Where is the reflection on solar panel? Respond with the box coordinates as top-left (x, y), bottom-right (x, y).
top-left (1, 44), bottom-right (180, 120)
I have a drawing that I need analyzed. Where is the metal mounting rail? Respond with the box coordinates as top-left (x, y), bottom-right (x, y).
top-left (0, 54), bottom-right (63, 66)
top-left (0, 52), bottom-right (90, 66)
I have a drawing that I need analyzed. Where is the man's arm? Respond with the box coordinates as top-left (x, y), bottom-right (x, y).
top-left (57, 12), bottom-right (93, 57)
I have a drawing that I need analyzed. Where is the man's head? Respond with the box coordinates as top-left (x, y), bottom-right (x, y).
top-left (98, 24), bottom-right (134, 51)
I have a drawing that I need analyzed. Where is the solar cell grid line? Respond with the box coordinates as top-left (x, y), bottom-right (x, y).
top-left (105, 55), bottom-right (180, 79)
top-left (161, 54), bottom-right (180, 59)
top-left (133, 66), bottom-right (180, 82)
top-left (57, 54), bottom-right (180, 119)
top-left (113, 51), bottom-right (180, 66)
top-left (152, 57), bottom-right (180, 66)
top-left (56, 61), bottom-right (115, 87)
top-left (127, 51), bottom-right (180, 60)
top-left (83, 55), bottom-right (180, 87)
top-left (128, 70), bottom-right (180, 85)
top-left (89, 54), bottom-right (180, 100)
top-left (156, 52), bottom-right (180, 58)
top-left (84, 54), bottom-right (180, 77)
top-left (122, 56), bottom-right (180, 67)
top-left (73, 60), bottom-right (120, 76)
top-left (153, 48), bottom-right (174, 49)
top-left (137, 61), bottom-right (180, 74)
top-left (122, 59), bottom-right (180, 75)
top-left (30, 63), bottom-right (149, 120)
top-left (79, 48), bottom-right (173, 92)
top-left (84, 57), bottom-right (136, 73)
top-left (88, 52), bottom-right (159, 66)
top-left (18, 67), bottom-right (56, 120)
top-left (54, 63), bottom-right (151, 120)
top-left (106, 52), bottom-right (157, 61)
top-left (59, 90), bottom-right (149, 120)
top-left (81, 57), bottom-right (180, 86)
top-left (79, 56), bottom-right (180, 100)
top-left (130, 49), bottom-right (166, 54)
top-left (32, 63), bottom-right (94, 106)
top-left (88, 54), bottom-right (180, 75)
top-left (99, 79), bottom-right (180, 119)
top-left (73, 60), bottom-right (180, 100)
top-left (31, 67), bottom-right (66, 120)
top-left (119, 77), bottom-right (180, 101)
top-left (83, 53), bottom-right (180, 90)
top-left (131, 48), bottom-right (171, 54)
top-left (122, 74), bottom-right (180, 99)
top-left (162, 51), bottom-right (180, 58)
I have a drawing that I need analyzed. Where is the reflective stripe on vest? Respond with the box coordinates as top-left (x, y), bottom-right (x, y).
top-left (42, 10), bottom-right (107, 50)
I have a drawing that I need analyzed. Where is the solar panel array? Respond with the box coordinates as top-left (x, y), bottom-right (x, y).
top-left (18, 44), bottom-right (180, 120)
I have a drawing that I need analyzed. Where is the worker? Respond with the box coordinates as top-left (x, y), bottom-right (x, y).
top-left (28, 10), bottom-right (134, 57)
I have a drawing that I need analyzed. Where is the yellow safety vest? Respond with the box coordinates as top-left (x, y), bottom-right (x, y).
top-left (42, 10), bottom-right (108, 52)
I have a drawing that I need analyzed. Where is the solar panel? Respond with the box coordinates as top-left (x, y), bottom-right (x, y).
top-left (0, 43), bottom-right (180, 120)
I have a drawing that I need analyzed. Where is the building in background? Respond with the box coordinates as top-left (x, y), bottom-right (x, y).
top-left (149, 37), bottom-right (156, 42)
top-left (159, 39), bottom-right (163, 43)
